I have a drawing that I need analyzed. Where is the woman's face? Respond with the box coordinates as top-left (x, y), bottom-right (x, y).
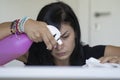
top-left (51, 23), bottom-right (75, 61)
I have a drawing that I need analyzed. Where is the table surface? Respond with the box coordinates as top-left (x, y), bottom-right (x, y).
top-left (0, 66), bottom-right (120, 80)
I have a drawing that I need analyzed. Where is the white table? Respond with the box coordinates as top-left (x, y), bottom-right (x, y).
top-left (0, 66), bottom-right (120, 80)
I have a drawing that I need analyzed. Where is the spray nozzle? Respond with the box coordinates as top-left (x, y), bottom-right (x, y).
top-left (47, 25), bottom-right (63, 45)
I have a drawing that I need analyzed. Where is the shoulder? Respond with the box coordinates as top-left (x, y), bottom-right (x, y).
top-left (82, 44), bottom-right (106, 59)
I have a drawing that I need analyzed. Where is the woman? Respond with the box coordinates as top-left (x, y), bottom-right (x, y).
top-left (0, 2), bottom-right (120, 66)
top-left (26, 2), bottom-right (120, 66)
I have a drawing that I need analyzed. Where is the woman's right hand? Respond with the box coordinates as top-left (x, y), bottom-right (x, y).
top-left (24, 19), bottom-right (57, 50)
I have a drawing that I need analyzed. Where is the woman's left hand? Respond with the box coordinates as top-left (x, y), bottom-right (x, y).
top-left (99, 56), bottom-right (120, 64)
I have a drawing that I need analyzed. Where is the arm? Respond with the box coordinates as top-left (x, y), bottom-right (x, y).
top-left (104, 45), bottom-right (120, 57)
top-left (0, 22), bottom-right (12, 40)
top-left (0, 22), bottom-right (29, 63)
top-left (16, 52), bottom-right (29, 63)
top-left (99, 45), bottom-right (120, 63)
top-left (0, 18), bottom-right (58, 64)
top-left (0, 19), bottom-right (56, 49)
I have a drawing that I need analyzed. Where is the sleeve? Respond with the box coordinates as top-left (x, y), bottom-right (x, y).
top-left (83, 45), bottom-right (106, 59)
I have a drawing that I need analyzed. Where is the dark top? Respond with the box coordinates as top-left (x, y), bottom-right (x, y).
top-left (25, 44), bottom-right (105, 65)
top-left (83, 45), bottom-right (105, 59)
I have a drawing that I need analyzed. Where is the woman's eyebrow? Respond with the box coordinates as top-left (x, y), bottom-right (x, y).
top-left (61, 31), bottom-right (68, 37)
top-left (57, 31), bottom-right (68, 41)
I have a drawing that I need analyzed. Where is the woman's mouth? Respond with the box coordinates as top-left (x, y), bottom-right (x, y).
top-left (56, 52), bottom-right (66, 57)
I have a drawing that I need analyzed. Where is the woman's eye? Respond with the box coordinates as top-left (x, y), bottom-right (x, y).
top-left (62, 35), bottom-right (69, 39)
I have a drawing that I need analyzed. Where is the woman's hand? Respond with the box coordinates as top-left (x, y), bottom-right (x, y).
top-left (99, 56), bottom-right (120, 64)
top-left (24, 19), bottom-right (57, 50)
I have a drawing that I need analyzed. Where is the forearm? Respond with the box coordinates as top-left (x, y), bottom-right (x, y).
top-left (16, 52), bottom-right (29, 63)
top-left (104, 45), bottom-right (120, 57)
top-left (98, 45), bottom-right (120, 63)
top-left (0, 22), bottom-right (12, 40)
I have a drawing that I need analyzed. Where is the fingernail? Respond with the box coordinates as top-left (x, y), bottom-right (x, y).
top-left (46, 47), bottom-right (49, 50)
top-left (54, 45), bottom-right (57, 49)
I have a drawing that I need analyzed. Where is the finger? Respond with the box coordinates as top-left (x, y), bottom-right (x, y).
top-left (44, 26), bottom-right (58, 49)
top-left (42, 33), bottom-right (52, 50)
top-left (117, 61), bottom-right (120, 64)
top-left (29, 33), bottom-right (40, 42)
top-left (34, 32), bottom-right (42, 42)
top-left (98, 57), bottom-right (104, 61)
top-left (99, 57), bottom-right (112, 63)
top-left (99, 57), bottom-right (106, 63)
top-left (108, 57), bottom-right (120, 63)
top-left (108, 58), bottom-right (118, 63)
top-left (26, 33), bottom-right (36, 42)
top-left (46, 32), bottom-right (57, 48)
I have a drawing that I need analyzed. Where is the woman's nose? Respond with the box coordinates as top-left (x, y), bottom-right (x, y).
top-left (56, 43), bottom-right (64, 50)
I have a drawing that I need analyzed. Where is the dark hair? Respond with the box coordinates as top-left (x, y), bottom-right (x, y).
top-left (27, 2), bottom-right (85, 66)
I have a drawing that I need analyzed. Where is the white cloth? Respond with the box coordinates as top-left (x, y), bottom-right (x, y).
top-left (83, 57), bottom-right (120, 68)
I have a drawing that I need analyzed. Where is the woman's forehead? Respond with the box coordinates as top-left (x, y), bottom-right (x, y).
top-left (60, 24), bottom-right (73, 33)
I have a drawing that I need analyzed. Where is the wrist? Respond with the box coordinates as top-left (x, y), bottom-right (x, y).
top-left (10, 17), bottom-right (30, 34)
top-left (24, 18), bottom-right (34, 33)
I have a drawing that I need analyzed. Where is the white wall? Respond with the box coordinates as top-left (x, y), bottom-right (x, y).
top-left (78, 0), bottom-right (90, 44)
top-left (89, 0), bottom-right (120, 46)
top-left (0, 0), bottom-right (57, 22)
